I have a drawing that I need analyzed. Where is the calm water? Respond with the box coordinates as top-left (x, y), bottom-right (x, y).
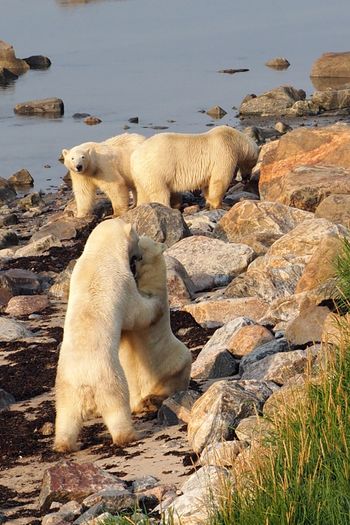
top-left (1, 0), bottom-right (350, 191)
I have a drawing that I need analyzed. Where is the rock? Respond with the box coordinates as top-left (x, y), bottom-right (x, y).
top-left (0, 213), bottom-right (19, 227)
top-left (14, 97), bottom-right (64, 116)
top-left (182, 297), bottom-right (268, 328)
top-left (158, 390), bottom-right (201, 425)
top-left (14, 234), bottom-right (62, 257)
top-left (265, 57), bottom-right (290, 69)
top-left (0, 268), bottom-right (43, 295)
top-left (122, 203), bottom-right (190, 248)
top-left (0, 40), bottom-right (30, 74)
top-left (259, 124), bottom-right (350, 202)
top-left (49, 260), bottom-right (76, 301)
top-left (241, 348), bottom-right (316, 385)
top-left (0, 67), bottom-right (18, 83)
top-left (228, 324), bottom-right (274, 358)
top-left (0, 317), bottom-right (33, 341)
top-left (0, 230), bottom-right (18, 249)
top-left (218, 68), bottom-right (249, 74)
top-left (0, 176), bottom-right (17, 204)
top-left (206, 106), bottom-right (227, 118)
top-left (235, 415), bottom-right (272, 443)
top-left (239, 338), bottom-right (291, 375)
top-left (165, 466), bottom-right (231, 524)
top-left (166, 236), bottom-right (254, 292)
top-left (0, 388), bottom-right (15, 411)
top-left (312, 88), bottom-right (350, 111)
top-left (284, 305), bottom-right (330, 345)
top-left (8, 168), bottom-right (34, 187)
top-left (42, 501), bottom-right (83, 525)
top-left (274, 121), bottom-right (293, 134)
top-left (191, 318), bottom-right (255, 380)
top-left (41, 422), bottom-right (55, 436)
top-left (128, 116), bottom-right (139, 123)
top-left (263, 382), bottom-right (308, 417)
top-left (315, 193), bottom-right (350, 226)
top-left (311, 51), bottom-right (350, 78)
top-left (187, 379), bottom-right (274, 453)
top-left (261, 164), bottom-right (350, 212)
top-left (225, 218), bottom-right (347, 303)
top-left (239, 85), bottom-right (305, 117)
top-left (23, 55), bottom-right (51, 69)
top-left (164, 255), bottom-right (195, 307)
top-left (214, 200), bottom-right (312, 255)
top-left (321, 312), bottom-right (348, 345)
top-left (31, 218), bottom-right (79, 242)
top-left (17, 191), bottom-right (44, 208)
top-left (38, 461), bottom-right (127, 512)
top-left (183, 209), bottom-right (226, 236)
top-left (131, 475), bottom-right (159, 493)
top-left (84, 116), bottom-right (102, 125)
top-left (200, 440), bottom-right (247, 467)
top-left (82, 488), bottom-right (136, 513)
top-left (5, 294), bottom-right (49, 316)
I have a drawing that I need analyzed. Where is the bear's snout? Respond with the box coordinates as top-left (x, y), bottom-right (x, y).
top-left (76, 164), bottom-right (83, 172)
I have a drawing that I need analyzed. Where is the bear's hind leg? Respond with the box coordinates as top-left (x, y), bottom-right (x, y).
top-left (206, 170), bottom-right (232, 210)
top-left (54, 402), bottom-right (83, 452)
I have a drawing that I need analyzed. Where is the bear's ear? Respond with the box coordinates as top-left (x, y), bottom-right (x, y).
top-left (62, 149), bottom-right (68, 159)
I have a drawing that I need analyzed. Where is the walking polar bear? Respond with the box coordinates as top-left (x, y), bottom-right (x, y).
top-left (54, 218), bottom-right (163, 452)
top-left (120, 236), bottom-right (192, 414)
top-left (131, 125), bottom-right (259, 210)
top-left (62, 133), bottom-right (145, 218)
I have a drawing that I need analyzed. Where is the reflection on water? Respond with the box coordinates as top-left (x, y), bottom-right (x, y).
top-left (310, 76), bottom-right (350, 91)
top-left (56, 0), bottom-right (116, 5)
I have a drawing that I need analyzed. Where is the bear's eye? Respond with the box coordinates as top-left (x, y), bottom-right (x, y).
top-left (81, 156), bottom-right (85, 159)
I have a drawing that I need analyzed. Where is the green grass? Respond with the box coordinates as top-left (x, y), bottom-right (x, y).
top-left (210, 238), bottom-right (350, 525)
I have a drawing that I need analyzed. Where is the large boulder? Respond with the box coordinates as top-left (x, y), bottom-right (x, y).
top-left (315, 193), bottom-right (350, 226)
top-left (166, 236), bottom-right (254, 291)
top-left (122, 203), bottom-right (190, 248)
top-left (239, 85), bottom-right (305, 117)
top-left (14, 97), bottom-right (64, 116)
top-left (214, 200), bottom-right (313, 255)
top-left (311, 52), bottom-right (350, 78)
top-left (259, 124), bottom-right (350, 202)
top-left (187, 380), bottom-right (275, 453)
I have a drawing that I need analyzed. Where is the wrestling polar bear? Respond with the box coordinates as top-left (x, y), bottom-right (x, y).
top-left (62, 133), bottom-right (145, 218)
top-left (131, 125), bottom-right (259, 209)
top-left (54, 218), bottom-right (162, 452)
top-left (120, 236), bottom-right (192, 414)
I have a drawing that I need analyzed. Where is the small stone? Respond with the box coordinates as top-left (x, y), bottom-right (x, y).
top-left (5, 294), bottom-right (49, 316)
top-left (14, 97), bottom-right (64, 116)
top-left (41, 422), bottom-right (54, 436)
top-left (132, 475), bottom-right (159, 493)
top-left (265, 57), bottom-right (290, 69)
top-left (0, 230), bottom-right (18, 249)
top-left (0, 317), bottom-right (33, 341)
top-left (206, 105), bottom-right (227, 118)
top-left (72, 113), bottom-right (90, 119)
top-left (23, 55), bottom-right (51, 69)
top-left (218, 68), bottom-right (249, 74)
top-left (8, 168), bottom-right (34, 187)
top-left (84, 116), bottom-right (102, 125)
top-left (17, 192), bottom-right (44, 208)
top-left (128, 116), bottom-right (139, 123)
top-left (0, 388), bottom-right (15, 411)
top-left (274, 121), bottom-right (292, 134)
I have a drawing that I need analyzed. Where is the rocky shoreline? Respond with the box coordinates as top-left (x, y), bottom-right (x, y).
top-left (1, 49), bottom-right (350, 525)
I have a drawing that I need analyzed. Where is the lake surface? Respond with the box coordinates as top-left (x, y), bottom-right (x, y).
top-left (1, 0), bottom-right (350, 191)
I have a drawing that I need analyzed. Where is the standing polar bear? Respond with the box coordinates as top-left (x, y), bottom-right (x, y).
top-left (131, 126), bottom-right (259, 210)
top-left (62, 133), bottom-right (145, 218)
top-left (54, 218), bottom-right (163, 452)
top-left (120, 236), bottom-right (192, 414)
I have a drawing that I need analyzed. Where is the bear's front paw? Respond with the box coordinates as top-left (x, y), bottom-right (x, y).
top-left (53, 440), bottom-right (80, 453)
top-left (112, 428), bottom-right (138, 447)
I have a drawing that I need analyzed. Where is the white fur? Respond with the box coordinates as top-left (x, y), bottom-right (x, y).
top-left (119, 236), bottom-right (192, 414)
top-left (131, 126), bottom-right (259, 209)
top-left (62, 133), bottom-right (145, 218)
top-left (54, 219), bottom-right (162, 452)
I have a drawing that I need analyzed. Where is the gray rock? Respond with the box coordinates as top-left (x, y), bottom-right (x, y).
top-left (0, 229), bottom-right (18, 248)
top-left (31, 219), bottom-right (78, 242)
top-left (0, 268), bottom-right (43, 295)
top-left (165, 255), bottom-right (195, 307)
top-left (122, 203), bottom-right (190, 248)
top-left (0, 317), bottom-right (33, 341)
top-left (158, 390), bottom-right (201, 425)
top-left (188, 379), bottom-right (274, 453)
top-left (82, 488), bottom-right (136, 512)
top-left (132, 475), bottom-right (159, 493)
top-left (0, 176), bottom-right (17, 204)
top-left (42, 500), bottom-right (82, 525)
top-left (239, 338), bottom-right (291, 375)
top-left (14, 97), bottom-right (64, 115)
top-left (23, 55), bottom-right (51, 69)
top-left (14, 234), bottom-right (62, 257)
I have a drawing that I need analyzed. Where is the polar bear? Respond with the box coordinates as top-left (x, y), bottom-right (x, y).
top-left (54, 219), bottom-right (163, 452)
top-left (62, 133), bottom-right (145, 218)
top-left (119, 236), bottom-right (192, 414)
top-left (131, 126), bottom-right (259, 210)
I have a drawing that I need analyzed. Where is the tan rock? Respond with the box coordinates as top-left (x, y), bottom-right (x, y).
top-left (285, 305), bottom-right (331, 345)
top-left (165, 255), bottom-right (195, 307)
top-left (235, 415), bottom-right (272, 443)
top-left (182, 297), bottom-right (268, 328)
top-left (14, 97), bottom-right (64, 115)
top-left (315, 193), bottom-right (350, 228)
top-left (199, 440), bottom-right (247, 467)
top-left (311, 51), bottom-right (350, 78)
top-left (263, 383), bottom-right (309, 417)
top-left (0, 40), bottom-right (29, 75)
top-left (215, 200), bottom-right (312, 255)
top-left (5, 294), bottom-right (49, 316)
top-left (321, 312), bottom-right (350, 345)
top-left (259, 124), bottom-right (350, 202)
top-left (228, 324), bottom-right (274, 358)
top-left (239, 85), bottom-right (305, 117)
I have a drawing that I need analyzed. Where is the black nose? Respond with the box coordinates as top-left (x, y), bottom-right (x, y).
top-left (76, 164), bottom-right (82, 172)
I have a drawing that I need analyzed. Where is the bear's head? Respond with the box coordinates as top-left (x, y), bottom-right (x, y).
top-left (137, 236), bottom-right (165, 266)
top-left (62, 146), bottom-right (90, 173)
